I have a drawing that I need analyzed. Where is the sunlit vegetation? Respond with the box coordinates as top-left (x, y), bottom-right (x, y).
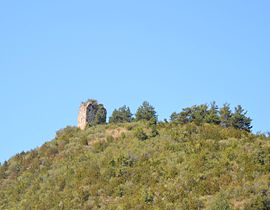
top-left (171, 102), bottom-right (252, 132)
top-left (109, 105), bottom-right (133, 123)
top-left (0, 102), bottom-right (269, 209)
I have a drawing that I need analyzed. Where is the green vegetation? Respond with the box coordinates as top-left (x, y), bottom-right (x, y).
top-left (134, 127), bottom-right (148, 141)
top-left (1, 121), bottom-right (270, 209)
top-left (94, 104), bottom-right (107, 125)
top-left (135, 101), bottom-right (158, 123)
top-left (109, 105), bottom-right (132, 123)
top-left (171, 102), bottom-right (252, 132)
top-left (83, 99), bottom-right (107, 125)
top-left (1, 101), bottom-right (268, 209)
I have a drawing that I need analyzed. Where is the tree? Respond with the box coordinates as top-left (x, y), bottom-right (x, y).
top-left (170, 112), bottom-right (178, 122)
top-left (205, 101), bottom-right (221, 124)
top-left (191, 104), bottom-right (208, 125)
top-left (109, 105), bottom-right (132, 123)
top-left (171, 102), bottom-right (253, 131)
top-left (170, 107), bottom-right (192, 124)
top-left (0, 161), bottom-right (8, 179)
top-left (135, 101), bottom-right (157, 122)
top-left (231, 105), bottom-right (252, 132)
top-left (94, 104), bottom-right (107, 124)
top-left (172, 105), bottom-right (209, 125)
top-left (180, 107), bottom-right (193, 123)
top-left (219, 103), bottom-right (232, 128)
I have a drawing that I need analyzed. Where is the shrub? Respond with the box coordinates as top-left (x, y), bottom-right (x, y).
top-left (134, 128), bottom-right (148, 141)
top-left (80, 137), bottom-right (88, 146)
top-left (150, 126), bottom-right (159, 137)
top-left (245, 195), bottom-right (270, 210)
top-left (210, 193), bottom-right (232, 210)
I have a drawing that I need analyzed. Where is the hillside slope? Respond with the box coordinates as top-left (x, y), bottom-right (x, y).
top-left (0, 122), bottom-right (270, 209)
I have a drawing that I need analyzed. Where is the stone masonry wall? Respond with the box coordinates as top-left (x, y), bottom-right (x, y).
top-left (78, 102), bottom-right (89, 130)
top-left (78, 99), bottom-right (106, 129)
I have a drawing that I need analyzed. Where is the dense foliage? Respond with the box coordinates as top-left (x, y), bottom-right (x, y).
top-left (135, 101), bottom-right (158, 122)
top-left (170, 102), bottom-right (252, 132)
top-left (81, 99), bottom-right (107, 126)
top-left (109, 105), bottom-right (132, 123)
top-left (1, 121), bottom-right (269, 209)
top-left (94, 104), bottom-right (107, 125)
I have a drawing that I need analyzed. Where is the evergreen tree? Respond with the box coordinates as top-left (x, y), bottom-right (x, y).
top-left (220, 103), bottom-right (232, 128)
top-left (170, 107), bottom-right (193, 124)
top-left (231, 105), bottom-right (252, 132)
top-left (109, 105), bottom-right (132, 123)
top-left (191, 104), bottom-right (208, 125)
top-left (171, 105), bottom-right (208, 125)
top-left (170, 112), bottom-right (178, 122)
top-left (94, 104), bottom-right (107, 124)
top-left (0, 161), bottom-right (8, 179)
top-left (170, 102), bottom-right (253, 132)
top-left (205, 101), bottom-right (221, 124)
top-left (135, 101), bottom-right (157, 122)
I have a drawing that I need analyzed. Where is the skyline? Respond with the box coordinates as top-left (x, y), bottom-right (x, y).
top-left (1, 1), bottom-right (270, 162)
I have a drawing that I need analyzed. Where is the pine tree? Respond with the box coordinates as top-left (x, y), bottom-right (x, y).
top-left (109, 105), bottom-right (132, 123)
top-left (94, 104), bottom-right (107, 124)
top-left (175, 107), bottom-right (193, 124)
top-left (220, 103), bottom-right (232, 128)
top-left (231, 105), bottom-right (252, 132)
top-left (206, 101), bottom-right (221, 124)
top-left (191, 104), bottom-right (208, 125)
top-left (135, 101), bottom-right (157, 122)
top-left (170, 112), bottom-right (178, 122)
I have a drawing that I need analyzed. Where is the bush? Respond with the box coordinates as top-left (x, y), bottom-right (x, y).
top-left (245, 195), bottom-right (270, 210)
top-left (1, 120), bottom-right (269, 209)
top-left (80, 137), bottom-right (88, 146)
top-left (150, 126), bottom-right (159, 137)
top-left (210, 193), bottom-right (232, 210)
top-left (134, 128), bottom-right (148, 141)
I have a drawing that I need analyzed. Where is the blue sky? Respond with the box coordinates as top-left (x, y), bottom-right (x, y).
top-left (0, 1), bottom-right (269, 162)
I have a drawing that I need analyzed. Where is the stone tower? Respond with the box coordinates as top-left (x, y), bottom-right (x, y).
top-left (78, 99), bottom-right (107, 129)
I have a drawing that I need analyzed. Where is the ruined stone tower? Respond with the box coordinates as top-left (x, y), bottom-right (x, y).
top-left (78, 99), bottom-right (107, 129)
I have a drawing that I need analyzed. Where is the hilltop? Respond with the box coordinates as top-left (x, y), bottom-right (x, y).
top-left (0, 101), bottom-right (269, 209)
top-left (0, 121), bottom-right (270, 209)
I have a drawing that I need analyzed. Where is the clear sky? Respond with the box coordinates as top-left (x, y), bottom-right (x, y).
top-left (0, 1), bottom-right (269, 163)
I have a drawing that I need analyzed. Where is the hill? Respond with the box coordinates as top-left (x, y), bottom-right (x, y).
top-left (0, 122), bottom-right (270, 209)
